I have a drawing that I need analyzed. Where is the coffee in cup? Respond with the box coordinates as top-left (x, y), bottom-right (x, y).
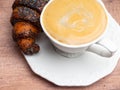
top-left (42, 0), bottom-right (107, 45)
top-left (40, 0), bottom-right (117, 57)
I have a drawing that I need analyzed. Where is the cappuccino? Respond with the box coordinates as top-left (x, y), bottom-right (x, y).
top-left (42, 0), bottom-right (107, 45)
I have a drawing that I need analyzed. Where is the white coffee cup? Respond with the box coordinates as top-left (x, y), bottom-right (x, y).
top-left (40, 0), bottom-right (117, 58)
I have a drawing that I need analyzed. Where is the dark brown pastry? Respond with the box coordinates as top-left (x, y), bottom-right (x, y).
top-left (12, 0), bottom-right (48, 13)
top-left (10, 0), bottom-right (49, 55)
top-left (11, 6), bottom-right (40, 28)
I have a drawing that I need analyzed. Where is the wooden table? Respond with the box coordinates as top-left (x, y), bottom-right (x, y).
top-left (0, 0), bottom-right (120, 90)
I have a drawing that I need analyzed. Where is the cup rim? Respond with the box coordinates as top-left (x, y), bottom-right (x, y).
top-left (40, 0), bottom-right (108, 48)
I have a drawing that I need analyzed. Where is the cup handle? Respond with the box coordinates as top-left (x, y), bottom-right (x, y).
top-left (87, 38), bottom-right (117, 57)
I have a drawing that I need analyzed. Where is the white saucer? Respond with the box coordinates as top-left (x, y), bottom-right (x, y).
top-left (24, 13), bottom-right (120, 86)
top-left (24, 2), bottom-right (120, 86)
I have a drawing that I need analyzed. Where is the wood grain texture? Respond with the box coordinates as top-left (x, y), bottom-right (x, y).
top-left (0, 0), bottom-right (120, 90)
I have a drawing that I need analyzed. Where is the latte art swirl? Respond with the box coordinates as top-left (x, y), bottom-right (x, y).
top-left (59, 6), bottom-right (94, 32)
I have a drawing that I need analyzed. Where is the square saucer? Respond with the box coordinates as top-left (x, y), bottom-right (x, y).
top-left (24, 1), bottom-right (120, 86)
